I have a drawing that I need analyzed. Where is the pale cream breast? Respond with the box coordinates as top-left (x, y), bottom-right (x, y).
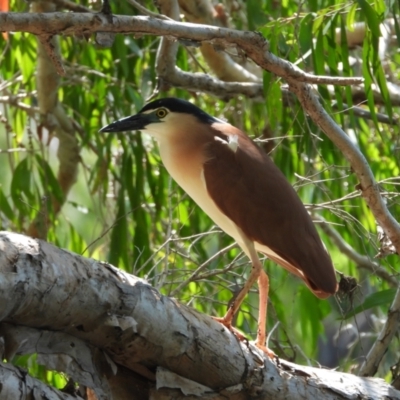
top-left (156, 130), bottom-right (247, 251)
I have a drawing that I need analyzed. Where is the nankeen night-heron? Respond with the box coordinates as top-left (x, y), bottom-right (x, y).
top-left (100, 97), bottom-right (338, 358)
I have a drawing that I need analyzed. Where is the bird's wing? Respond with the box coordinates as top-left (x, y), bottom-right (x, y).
top-left (203, 123), bottom-right (337, 298)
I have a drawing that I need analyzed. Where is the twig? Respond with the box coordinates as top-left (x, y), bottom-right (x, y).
top-left (332, 102), bottom-right (399, 126)
top-left (0, 96), bottom-right (39, 116)
top-left (170, 243), bottom-right (238, 296)
top-left (52, 0), bottom-right (90, 12)
top-left (127, 0), bottom-right (172, 20)
top-left (317, 217), bottom-right (398, 287)
top-left (0, 148), bottom-right (27, 153)
top-left (359, 286), bottom-right (400, 376)
top-left (196, 254), bottom-right (248, 281)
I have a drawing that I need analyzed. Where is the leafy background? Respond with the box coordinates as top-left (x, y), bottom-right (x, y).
top-left (0, 0), bottom-right (399, 389)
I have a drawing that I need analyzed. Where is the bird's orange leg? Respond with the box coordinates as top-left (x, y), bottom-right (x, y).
top-left (214, 232), bottom-right (276, 359)
top-left (213, 255), bottom-right (261, 339)
top-left (255, 269), bottom-right (276, 358)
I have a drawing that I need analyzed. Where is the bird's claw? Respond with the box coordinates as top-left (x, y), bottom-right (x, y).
top-left (255, 342), bottom-right (278, 360)
top-left (211, 316), bottom-right (247, 341)
top-left (212, 316), bottom-right (278, 361)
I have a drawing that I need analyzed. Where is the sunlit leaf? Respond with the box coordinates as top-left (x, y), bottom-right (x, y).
top-left (346, 3), bottom-right (358, 31)
top-left (357, 0), bottom-right (382, 37)
top-left (361, 31), bottom-right (379, 128)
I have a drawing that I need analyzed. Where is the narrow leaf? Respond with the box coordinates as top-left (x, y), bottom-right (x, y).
top-left (357, 0), bottom-right (381, 37)
top-left (0, 187), bottom-right (13, 220)
top-left (341, 289), bottom-right (396, 319)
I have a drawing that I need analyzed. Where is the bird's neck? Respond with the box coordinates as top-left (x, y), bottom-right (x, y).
top-left (156, 137), bottom-right (206, 186)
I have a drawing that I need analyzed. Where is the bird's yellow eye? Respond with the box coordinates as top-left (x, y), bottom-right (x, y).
top-left (156, 108), bottom-right (168, 119)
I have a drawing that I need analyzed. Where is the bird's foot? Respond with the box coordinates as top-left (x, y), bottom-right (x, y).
top-left (255, 342), bottom-right (278, 360)
top-left (211, 316), bottom-right (247, 341)
top-left (212, 316), bottom-right (278, 361)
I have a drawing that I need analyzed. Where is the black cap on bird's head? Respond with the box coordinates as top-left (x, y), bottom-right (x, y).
top-left (139, 98), bottom-right (214, 123)
top-left (99, 98), bottom-right (217, 133)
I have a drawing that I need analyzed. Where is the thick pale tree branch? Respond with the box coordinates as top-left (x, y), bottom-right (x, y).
top-left (1, 10), bottom-right (400, 381)
top-left (0, 13), bottom-right (356, 99)
top-left (0, 231), bottom-right (399, 399)
top-left (0, 14), bottom-right (361, 85)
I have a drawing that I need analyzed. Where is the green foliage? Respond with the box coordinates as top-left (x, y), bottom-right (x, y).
top-left (0, 0), bottom-right (399, 386)
top-left (341, 288), bottom-right (397, 319)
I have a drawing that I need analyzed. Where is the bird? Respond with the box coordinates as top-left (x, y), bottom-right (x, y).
top-left (100, 97), bottom-right (338, 358)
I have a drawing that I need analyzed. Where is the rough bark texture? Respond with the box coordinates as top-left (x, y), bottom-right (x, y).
top-left (0, 231), bottom-right (399, 399)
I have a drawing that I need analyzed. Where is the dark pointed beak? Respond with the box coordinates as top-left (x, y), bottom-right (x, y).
top-left (99, 113), bottom-right (156, 133)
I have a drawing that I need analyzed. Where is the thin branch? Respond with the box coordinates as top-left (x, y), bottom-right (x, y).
top-left (127, 0), bottom-right (172, 20)
top-left (317, 217), bottom-right (398, 287)
top-left (27, 4), bottom-right (79, 239)
top-left (359, 285), bottom-right (400, 377)
top-left (53, 0), bottom-right (90, 12)
top-left (0, 148), bottom-right (27, 153)
top-left (170, 243), bottom-right (238, 296)
top-left (332, 102), bottom-right (399, 126)
top-left (162, 68), bottom-right (263, 99)
top-left (0, 13), bottom-right (361, 88)
top-left (153, 0), bottom-right (180, 95)
top-left (0, 96), bottom-right (39, 115)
